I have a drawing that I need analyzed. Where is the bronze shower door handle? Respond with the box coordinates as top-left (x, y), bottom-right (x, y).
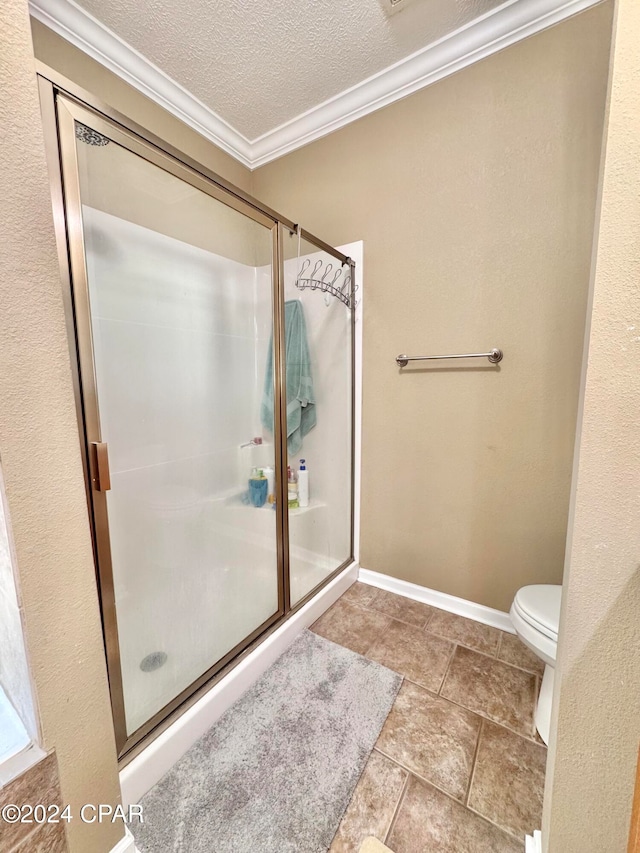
top-left (90, 441), bottom-right (111, 491)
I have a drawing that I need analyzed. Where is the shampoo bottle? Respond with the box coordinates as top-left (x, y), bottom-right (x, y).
top-left (287, 465), bottom-right (299, 509)
top-left (263, 465), bottom-right (275, 503)
top-left (298, 459), bottom-right (309, 507)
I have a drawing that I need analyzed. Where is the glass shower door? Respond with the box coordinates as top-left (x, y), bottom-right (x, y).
top-left (278, 230), bottom-right (355, 605)
top-left (56, 96), bottom-right (283, 753)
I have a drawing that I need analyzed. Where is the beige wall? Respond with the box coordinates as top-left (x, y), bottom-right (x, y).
top-left (544, 0), bottom-right (640, 848)
top-left (0, 2), bottom-right (123, 851)
top-left (253, 4), bottom-right (613, 611)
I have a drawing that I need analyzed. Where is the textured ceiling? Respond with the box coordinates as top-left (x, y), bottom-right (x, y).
top-left (73, 0), bottom-right (505, 140)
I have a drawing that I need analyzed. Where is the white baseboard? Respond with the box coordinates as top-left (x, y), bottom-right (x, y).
top-left (358, 568), bottom-right (515, 634)
top-left (119, 562), bottom-right (358, 806)
top-left (110, 827), bottom-right (138, 853)
top-left (0, 743), bottom-right (47, 788)
top-left (525, 829), bottom-right (542, 852)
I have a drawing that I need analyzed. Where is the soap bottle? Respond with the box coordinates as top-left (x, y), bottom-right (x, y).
top-left (249, 467), bottom-right (268, 508)
top-left (287, 465), bottom-right (299, 510)
top-left (298, 459), bottom-right (309, 508)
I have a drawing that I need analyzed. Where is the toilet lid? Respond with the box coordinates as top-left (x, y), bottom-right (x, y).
top-left (513, 585), bottom-right (561, 641)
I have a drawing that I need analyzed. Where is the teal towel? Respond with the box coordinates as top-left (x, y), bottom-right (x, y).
top-left (261, 300), bottom-right (316, 455)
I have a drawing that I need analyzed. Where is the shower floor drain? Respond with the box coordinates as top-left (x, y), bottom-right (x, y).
top-left (140, 651), bottom-right (168, 672)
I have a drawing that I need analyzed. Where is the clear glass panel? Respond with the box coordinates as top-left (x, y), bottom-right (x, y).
top-left (72, 121), bottom-right (279, 735)
top-left (277, 231), bottom-right (354, 604)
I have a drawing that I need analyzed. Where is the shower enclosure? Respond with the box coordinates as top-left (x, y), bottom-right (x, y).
top-left (38, 69), bottom-right (355, 758)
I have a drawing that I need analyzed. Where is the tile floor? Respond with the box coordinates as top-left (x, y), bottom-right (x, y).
top-left (311, 582), bottom-right (546, 853)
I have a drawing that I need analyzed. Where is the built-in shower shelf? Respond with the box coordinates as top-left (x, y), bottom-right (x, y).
top-left (290, 499), bottom-right (326, 515)
top-left (249, 498), bottom-right (326, 516)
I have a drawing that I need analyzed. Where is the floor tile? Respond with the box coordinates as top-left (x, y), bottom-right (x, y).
top-left (366, 619), bottom-right (454, 692)
top-left (376, 681), bottom-right (480, 801)
top-left (340, 582), bottom-right (378, 608)
top-left (497, 632), bottom-right (545, 676)
top-left (0, 752), bottom-right (63, 851)
top-left (387, 775), bottom-right (521, 853)
top-left (367, 589), bottom-right (435, 629)
top-left (311, 600), bottom-right (391, 656)
top-left (441, 646), bottom-right (537, 737)
top-left (330, 750), bottom-right (407, 853)
top-left (469, 720), bottom-right (547, 840)
top-left (358, 839), bottom-right (394, 853)
top-left (12, 821), bottom-right (68, 853)
top-left (427, 609), bottom-right (501, 656)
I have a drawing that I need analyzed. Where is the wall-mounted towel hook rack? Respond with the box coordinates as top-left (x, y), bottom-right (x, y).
top-left (396, 348), bottom-right (503, 367)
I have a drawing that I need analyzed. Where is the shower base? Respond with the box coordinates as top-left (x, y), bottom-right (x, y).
top-left (112, 494), bottom-right (346, 738)
top-left (120, 561), bottom-right (358, 806)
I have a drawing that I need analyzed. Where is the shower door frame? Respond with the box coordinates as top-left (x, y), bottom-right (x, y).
top-left (37, 66), bottom-right (356, 761)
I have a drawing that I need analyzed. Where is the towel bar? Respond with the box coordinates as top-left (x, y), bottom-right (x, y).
top-left (396, 348), bottom-right (503, 367)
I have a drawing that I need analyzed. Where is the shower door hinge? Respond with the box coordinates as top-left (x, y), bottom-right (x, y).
top-left (90, 441), bottom-right (111, 491)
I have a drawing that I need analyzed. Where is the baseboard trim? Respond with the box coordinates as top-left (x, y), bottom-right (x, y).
top-left (525, 829), bottom-right (542, 852)
top-left (119, 562), bottom-right (358, 806)
top-left (0, 743), bottom-right (47, 788)
top-left (110, 827), bottom-right (138, 853)
top-left (358, 568), bottom-right (515, 634)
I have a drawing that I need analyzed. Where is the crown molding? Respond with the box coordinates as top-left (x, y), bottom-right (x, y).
top-left (29, 0), bottom-right (602, 170)
top-left (250, 0), bottom-right (603, 167)
top-left (29, 0), bottom-right (254, 167)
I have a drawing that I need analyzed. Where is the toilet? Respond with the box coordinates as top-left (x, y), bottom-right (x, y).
top-left (509, 584), bottom-right (562, 745)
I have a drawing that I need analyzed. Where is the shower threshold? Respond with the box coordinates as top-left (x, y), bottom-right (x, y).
top-left (119, 561), bottom-right (358, 805)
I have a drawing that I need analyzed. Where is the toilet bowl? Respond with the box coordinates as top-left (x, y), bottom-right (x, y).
top-left (509, 584), bottom-right (562, 746)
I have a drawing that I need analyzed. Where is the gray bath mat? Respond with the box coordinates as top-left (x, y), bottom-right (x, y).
top-left (131, 629), bottom-right (401, 853)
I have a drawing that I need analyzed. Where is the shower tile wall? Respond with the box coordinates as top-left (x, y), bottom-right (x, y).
top-left (256, 252), bottom-right (353, 601)
top-left (85, 207), bottom-right (261, 478)
top-left (256, 252), bottom-right (351, 604)
top-left (84, 206), bottom-right (275, 732)
top-left (284, 253), bottom-right (353, 595)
